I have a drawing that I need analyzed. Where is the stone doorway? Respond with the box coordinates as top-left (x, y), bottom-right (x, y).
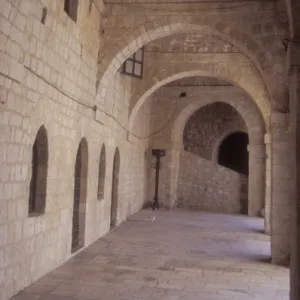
top-left (110, 148), bottom-right (120, 229)
top-left (71, 138), bottom-right (88, 253)
top-left (218, 132), bottom-right (249, 215)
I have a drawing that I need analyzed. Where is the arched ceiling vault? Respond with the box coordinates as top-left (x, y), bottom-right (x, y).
top-left (97, 19), bottom-right (282, 110)
top-left (128, 52), bottom-right (270, 133)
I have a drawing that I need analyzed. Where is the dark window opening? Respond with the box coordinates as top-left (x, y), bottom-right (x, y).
top-left (28, 126), bottom-right (48, 217)
top-left (218, 132), bottom-right (249, 176)
top-left (121, 47), bottom-right (144, 78)
top-left (64, 0), bottom-right (78, 22)
top-left (97, 144), bottom-right (106, 200)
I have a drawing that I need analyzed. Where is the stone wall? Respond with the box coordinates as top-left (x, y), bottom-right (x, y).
top-left (183, 102), bottom-right (247, 160)
top-left (0, 0), bottom-right (294, 298)
top-left (146, 85), bottom-right (264, 209)
top-left (0, 1), bottom-right (150, 299)
top-left (145, 33), bottom-right (239, 53)
top-left (177, 151), bottom-right (248, 214)
top-left (100, 1), bottom-right (288, 111)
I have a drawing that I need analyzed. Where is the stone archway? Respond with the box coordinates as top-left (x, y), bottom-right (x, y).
top-left (71, 138), bottom-right (88, 253)
top-left (171, 96), bottom-right (265, 147)
top-left (127, 59), bottom-right (271, 138)
top-left (28, 125), bottom-right (49, 216)
top-left (111, 147), bottom-right (120, 229)
top-left (96, 17), bottom-right (281, 105)
top-left (171, 98), bottom-right (265, 217)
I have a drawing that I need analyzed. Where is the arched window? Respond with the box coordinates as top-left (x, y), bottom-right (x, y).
top-left (64, 0), bottom-right (78, 22)
top-left (97, 144), bottom-right (106, 200)
top-left (28, 126), bottom-right (48, 216)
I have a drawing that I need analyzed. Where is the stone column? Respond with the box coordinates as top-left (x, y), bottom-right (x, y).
top-left (247, 144), bottom-right (266, 217)
top-left (264, 133), bottom-right (272, 234)
top-left (166, 147), bottom-right (181, 209)
top-left (289, 64), bottom-right (300, 299)
top-left (270, 112), bottom-right (291, 265)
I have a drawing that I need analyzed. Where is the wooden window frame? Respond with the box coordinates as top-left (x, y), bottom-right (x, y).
top-left (121, 47), bottom-right (144, 79)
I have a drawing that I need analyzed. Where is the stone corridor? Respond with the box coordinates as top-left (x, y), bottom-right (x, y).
top-left (12, 210), bottom-right (289, 300)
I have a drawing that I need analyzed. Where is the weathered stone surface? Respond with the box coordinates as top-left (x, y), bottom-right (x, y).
top-left (12, 209), bottom-right (289, 300)
top-left (177, 151), bottom-right (248, 213)
top-left (183, 102), bottom-right (247, 161)
top-left (0, 0), bottom-right (299, 299)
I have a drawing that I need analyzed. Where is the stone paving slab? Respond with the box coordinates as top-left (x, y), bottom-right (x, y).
top-left (12, 209), bottom-right (289, 300)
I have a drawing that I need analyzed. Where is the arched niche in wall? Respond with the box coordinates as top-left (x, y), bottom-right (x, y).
top-left (111, 147), bottom-right (120, 229)
top-left (97, 144), bottom-right (106, 201)
top-left (71, 138), bottom-right (88, 253)
top-left (28, 125), bottom-right (49, 217)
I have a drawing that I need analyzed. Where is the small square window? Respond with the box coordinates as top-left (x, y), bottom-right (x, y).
top-left (121, 47), bottom-right (144, 78)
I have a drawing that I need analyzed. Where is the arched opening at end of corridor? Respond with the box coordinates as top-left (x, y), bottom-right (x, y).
top-left (218, 132), bottom-right (249, 176)
top-left (182, 102), bottom-right (250, 216)
top-left (217, 132), bottom-right (249, 215)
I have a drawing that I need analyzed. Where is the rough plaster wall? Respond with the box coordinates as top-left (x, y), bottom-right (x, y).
top-left (0, 1), bottom-right (150, 299)
top-left (177, 151), bottom-right (248, 213)
top-left (183, 102), bottom-right (247, 160)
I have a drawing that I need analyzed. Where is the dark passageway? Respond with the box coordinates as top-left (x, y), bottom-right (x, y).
top-left (218, 132), bottom-right (249, 175)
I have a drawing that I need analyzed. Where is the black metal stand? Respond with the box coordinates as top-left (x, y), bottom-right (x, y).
top-left (152, 149), bottom-right (165, 211)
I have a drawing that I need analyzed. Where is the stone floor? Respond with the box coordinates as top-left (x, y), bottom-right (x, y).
top-left (12, 209), bottom-right (289, 300)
